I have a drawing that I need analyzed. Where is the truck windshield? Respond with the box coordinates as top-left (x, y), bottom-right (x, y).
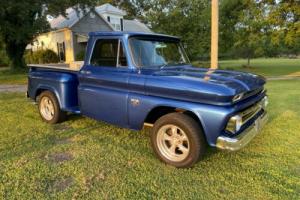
top-left (129, 37), bottom-right (190, 68)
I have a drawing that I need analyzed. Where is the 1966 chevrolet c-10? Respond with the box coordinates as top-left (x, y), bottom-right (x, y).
top-left (27, 32), bottom-right (268, 168)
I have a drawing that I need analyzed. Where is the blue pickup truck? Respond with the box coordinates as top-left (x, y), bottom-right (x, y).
top-left (27, 32), bottom-right (268, 168)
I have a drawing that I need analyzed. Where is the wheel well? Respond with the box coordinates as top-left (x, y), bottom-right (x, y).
top-left (35, 89), bottom-right (58, 103)
top-left (35, 89), bottom-right (47, 101)
top-left (144, 106), bottom-right (208, 145)
top-left (144, 106), bottom-right (201, 126)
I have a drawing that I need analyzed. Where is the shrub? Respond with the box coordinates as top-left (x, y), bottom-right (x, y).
top-left (75, 50), bottom-right (85, 61)
top-left (0, 49), bottom-right (9, 67)
top-left (24, 49), bottom-right (59, 64)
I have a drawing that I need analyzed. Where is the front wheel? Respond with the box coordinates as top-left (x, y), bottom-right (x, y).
top-left (38, 91), bottom-right (66, 124)
top-left (151, 113), bottom-right (207, 168)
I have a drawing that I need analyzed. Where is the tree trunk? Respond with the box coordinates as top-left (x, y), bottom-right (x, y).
top-left (247, 57), bottom-right (250, 67)
top-left (246, 49), bottom-right (251, 67)
top-left (5, 40), bottom-right (27, 71)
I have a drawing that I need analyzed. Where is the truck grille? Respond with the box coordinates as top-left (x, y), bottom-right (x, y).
top-left (240, 97), bottom-right (267, 125)
top-left (225, 96), bottom-right (268, 134)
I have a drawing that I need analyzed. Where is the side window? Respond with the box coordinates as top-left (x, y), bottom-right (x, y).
top-left (90, 39), bottom-right (127, 67)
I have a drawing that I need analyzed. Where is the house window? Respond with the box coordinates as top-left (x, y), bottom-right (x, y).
top-left (120, 18), bottom-right (124, 31)
top-left (57, 42), bottom-right (65, 62)
top-left (109, 16), bottom-right (122, 31)
top-left (90, 39), bottom-right (127, 67)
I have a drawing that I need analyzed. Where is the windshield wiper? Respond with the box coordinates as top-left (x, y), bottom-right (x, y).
top-left (159, 63), bottom-right (169, 70)
top-left (160, 62), bottom-right (188, 69)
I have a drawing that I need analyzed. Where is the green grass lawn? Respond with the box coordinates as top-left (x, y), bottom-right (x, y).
top-left (0, 67), bottom-right (28, 85)
top-left (0, 80), bottom-right (299, 199)
top-left (194, 58), bottom-right (300, 77)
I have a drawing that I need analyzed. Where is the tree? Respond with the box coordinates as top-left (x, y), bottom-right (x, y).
top-left (219, 0), bottom-right (300, 60)
top-left (142, 0), bottom-right (211, 60)
top-left (263, 0), bottom-right (300, 56)
top-left (109, 0), bottom-right (152, 20)
top-left (219, 0), bottom-right (245, 57)
top-left (0, 0), bottom-right (99, 71)
top-left (230, 0), bottom-right (267, 66)
top-left (0, 38), bottom-right (9, 67)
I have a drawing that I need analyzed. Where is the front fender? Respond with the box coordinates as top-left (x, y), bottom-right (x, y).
top-left (128, 94), bottom-right (234, 146)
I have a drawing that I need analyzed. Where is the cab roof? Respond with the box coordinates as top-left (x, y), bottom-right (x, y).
top-left (88, 31), bottom-right (180, 41)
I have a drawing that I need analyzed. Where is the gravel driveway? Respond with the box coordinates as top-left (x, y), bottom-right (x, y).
top-left (0, 85), bottom-right (27, 93)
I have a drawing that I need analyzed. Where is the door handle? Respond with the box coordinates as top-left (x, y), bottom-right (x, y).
top-left (130, 98), bottom-right (140, 106)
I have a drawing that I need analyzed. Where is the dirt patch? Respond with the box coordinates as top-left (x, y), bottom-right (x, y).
top-left (48, 177), bottom-right (74, 192)
top-left (83, 171), bottom-right (106, 193)
top-left (15, 157), bottom-right (29, 168)
top-left (127, 160), bottom-right (134, 167)
top-left (45, 152), bottom-right (74, 163)
top-left (54, 138), bottom-right (72, 145)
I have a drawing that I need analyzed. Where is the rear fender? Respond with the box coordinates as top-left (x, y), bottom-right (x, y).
top-left (34, 85), bottom-right (62, 108)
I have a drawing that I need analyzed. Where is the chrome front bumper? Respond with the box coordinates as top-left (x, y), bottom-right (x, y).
top-left (216, 112), bottom-right (268, 151)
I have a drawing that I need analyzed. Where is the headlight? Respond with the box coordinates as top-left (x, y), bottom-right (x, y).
top-left (226, 115), bottom-right (243, 134)
top-left (232, 93), bottom-right (244, 102)
top-left (262, 96), bottom-right (268, 109)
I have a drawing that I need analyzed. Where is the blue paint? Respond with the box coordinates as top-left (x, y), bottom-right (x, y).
top-left (27, 31), bottom-right (267, 147)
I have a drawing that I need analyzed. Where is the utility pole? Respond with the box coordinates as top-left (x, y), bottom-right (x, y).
top-left (210, 0), bottom-right (219, 69)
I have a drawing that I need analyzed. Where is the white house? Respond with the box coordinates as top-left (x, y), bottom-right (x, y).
top-left (27, 3), bottom-right (152, 64)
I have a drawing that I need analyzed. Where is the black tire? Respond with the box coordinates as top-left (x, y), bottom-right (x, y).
top-left (150, 113), bottom-right (207, 168)
top-left (38, 91), bottom-right (67, 124)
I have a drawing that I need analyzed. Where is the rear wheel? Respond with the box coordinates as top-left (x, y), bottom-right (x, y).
top-left (38, 91), bottom-right (66, 124)
top-left (151, 113), bottom-right (207, 168)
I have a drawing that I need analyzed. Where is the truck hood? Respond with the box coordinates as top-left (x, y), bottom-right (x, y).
top-left (144, 65), bottom-right (266, 105)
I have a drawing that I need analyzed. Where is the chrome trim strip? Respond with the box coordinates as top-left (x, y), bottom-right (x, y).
top-left (27, 64), bottom-right (78, 71)
top-left (241, 105), bottom-right (262, 125)
top-left (240, 97), bottom-right (267, 127)
top-left (216, 112), bottom-right (268, 151)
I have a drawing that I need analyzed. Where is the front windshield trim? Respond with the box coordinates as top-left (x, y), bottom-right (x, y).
top-left (179, 43), bottom-right (190, 64)
top-left (128, 37), bottom-right (190, 69)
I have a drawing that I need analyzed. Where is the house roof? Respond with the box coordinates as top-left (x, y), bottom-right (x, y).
top-left (48, 3), bottom-right (151, 33)
top-left (95, 3), bottom-right (126, 16)
top-left (49, 4), bottom-right (125, 30)
top-left (49, 8), bottom-right (84, 29)
top-left (123, 20), bottom-right (152, 33)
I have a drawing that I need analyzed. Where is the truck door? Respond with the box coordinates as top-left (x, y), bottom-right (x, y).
top-left (78, 38), bottom-right (131, 128)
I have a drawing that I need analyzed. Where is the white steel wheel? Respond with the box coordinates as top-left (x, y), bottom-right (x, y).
top-left (156, 124), bottom-right (190, 162)
top-left (40, 96), bottom-right (55, 121)
top-left (151, 113), bottom-right (207, 168)
top-left (38, 91), bottom-right (67, 124)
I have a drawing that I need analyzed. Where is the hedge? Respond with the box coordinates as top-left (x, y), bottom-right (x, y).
top-left (24, 49), bottom-right (59, 64)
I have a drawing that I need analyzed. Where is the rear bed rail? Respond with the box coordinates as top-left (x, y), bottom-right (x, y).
top-left (28, 62), bottom-right (83, 71)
